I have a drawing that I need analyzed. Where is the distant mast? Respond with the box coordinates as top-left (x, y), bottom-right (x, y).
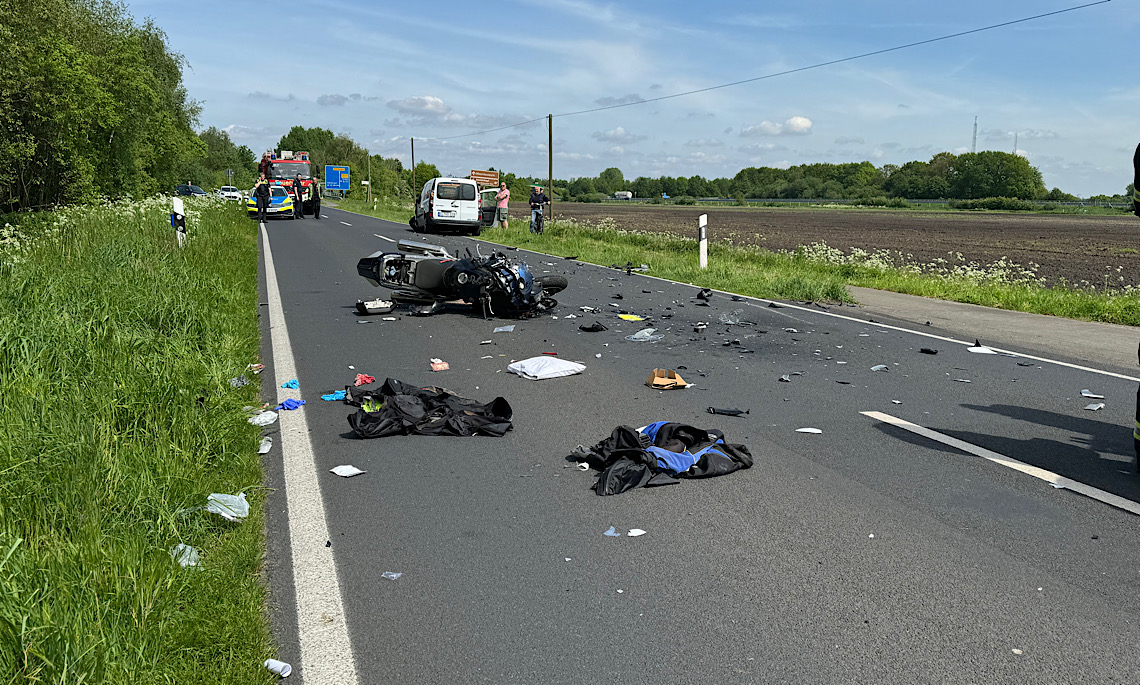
top-left (971, 116), bottom-right (978, 154)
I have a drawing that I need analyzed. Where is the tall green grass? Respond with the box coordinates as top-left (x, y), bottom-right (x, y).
top-left (0, 198), bottom-right (275, 683)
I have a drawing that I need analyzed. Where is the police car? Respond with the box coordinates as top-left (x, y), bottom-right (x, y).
top-left (246, 186), bottom-right (295, 219)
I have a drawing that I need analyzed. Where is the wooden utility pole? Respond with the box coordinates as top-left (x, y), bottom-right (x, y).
top-left (547, 114), bottom-right (553, 203)
top-left (411, 137), bottom-right (416, 195)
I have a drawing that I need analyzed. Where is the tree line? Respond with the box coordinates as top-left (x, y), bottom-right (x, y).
top-left (566, 152), bottom-right (1078, 203)
top-left (0, 0), bottom-right (204, 211)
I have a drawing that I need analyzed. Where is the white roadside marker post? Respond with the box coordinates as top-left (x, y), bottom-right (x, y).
top-left (698, 213), bottom-right (708, 270)
top-left (171, 196), bottom-right (186, 248)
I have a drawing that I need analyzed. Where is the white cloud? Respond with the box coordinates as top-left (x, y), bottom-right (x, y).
top-left (685, 138), bottom-right (725, 148)
top-left (248, 92), bottom-right (296, 102)
top-left (385, 95), bottom-right (538, 130)
top-left (590, 126), bottom-right (647, 144)
top-left (740, 116), bottom-right (813, 137)
top-left (222, 124), bottom-right (276, 142)
top-left (982, 128), bottom-right (1060, 142)
top-left (317, 94), bottom-right (350, 107)
top-left (834, 136), bottom-right (864, 145)
top-left (594, 93), bottom-right (644, 107)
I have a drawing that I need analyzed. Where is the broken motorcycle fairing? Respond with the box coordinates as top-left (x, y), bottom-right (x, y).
top-left (356, 240), bottom-right (565, 318)
top-left (580, 422), bottom-right (753, 496)
top-left (346, 378), bottom-right (513, 438)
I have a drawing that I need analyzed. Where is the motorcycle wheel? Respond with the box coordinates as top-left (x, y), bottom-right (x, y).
top-left (536, 275), bottom-right (567, 294)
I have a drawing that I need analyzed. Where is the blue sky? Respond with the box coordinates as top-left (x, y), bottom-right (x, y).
top-left (138, 0), bottom-right (1137, 196)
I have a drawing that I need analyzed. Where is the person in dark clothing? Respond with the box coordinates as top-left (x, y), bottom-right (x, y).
top-left (312, 180), bottom-right (322, 219)
top-left (1133, 142), bottom-right (1139, 218)
top-left (254, 174), bottom-right (270, 222)
top-left (293, 175), bottom-right (305, 219)
top-left (1133, 143), bottom-right (1140, 471)
top-left (529, 185), bottom-right (549, 234)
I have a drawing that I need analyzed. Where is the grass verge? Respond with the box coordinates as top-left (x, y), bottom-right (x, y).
top-left (332, 196), bottom-right (414, 224)
top-left (0, 197), bottom-right (276, 682)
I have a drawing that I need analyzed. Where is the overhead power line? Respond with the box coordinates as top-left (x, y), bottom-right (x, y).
top-left (374, 0), bottom-right (1109, 155)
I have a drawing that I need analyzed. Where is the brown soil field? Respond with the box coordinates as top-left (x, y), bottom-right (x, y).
top-left (540, 204), bottom-right (1140, 288)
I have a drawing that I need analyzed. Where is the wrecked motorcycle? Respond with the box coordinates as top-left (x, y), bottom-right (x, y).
top-left (356, 239), bottom-right (567, 317)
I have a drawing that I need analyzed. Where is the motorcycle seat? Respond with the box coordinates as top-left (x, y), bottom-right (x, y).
top-left (414, 259), bottom-right (452, 290)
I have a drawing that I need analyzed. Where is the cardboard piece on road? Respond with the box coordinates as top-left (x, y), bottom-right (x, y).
top-left (430, 358), bottom-right (450, 372)
top-left (647, 368), bottom-right (691, 390)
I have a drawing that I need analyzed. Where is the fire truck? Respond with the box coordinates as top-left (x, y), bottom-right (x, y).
top-left (259, 150), bottom-right (317, 215)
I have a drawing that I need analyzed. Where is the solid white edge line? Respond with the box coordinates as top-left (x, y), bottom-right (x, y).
top-left (469, 238), bottom-right (1140, 383)
top-left (261, 225), bottom-right (360, 684)
top-left (861, 410), bottom-right (1140, 516)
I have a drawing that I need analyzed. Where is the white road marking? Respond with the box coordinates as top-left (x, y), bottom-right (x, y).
top-left (862, 411), bottom-right (1140, 516)
top-left (473, 239), bottom-right (1140, 383)
top-left (340, 221), bottom-right (352, 226)
top-left (373, 233), bottom-right (396, 243)
top-left (261, 226), bottom-right (359, 684)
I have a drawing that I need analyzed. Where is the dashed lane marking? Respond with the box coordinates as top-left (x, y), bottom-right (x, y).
top-left (340, 221), bottom-right (352, 226)
top-left (373, 233), bottom-right (396, 243)
top-left (862, 411), bottom-right (1140, 516)
top-left (261, 225), bottom-right (360, 683)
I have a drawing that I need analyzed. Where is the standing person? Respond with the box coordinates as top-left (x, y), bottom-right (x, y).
top-left (293, 174), bottom-right (305, 219)
top-left (495, 181), bottom-right (510, 229)
top-left (1133, 142), bottom-right (1140, 472)
top-left (312, 179), bottom-right (322, 220)
top-left (254, 173), bottom-right (270, 222)
top-left (529, 185), bottom-right (549, 234)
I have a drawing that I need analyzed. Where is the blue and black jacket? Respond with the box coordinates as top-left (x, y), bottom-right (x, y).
top-left (585, 421), bottom-right (753, 496)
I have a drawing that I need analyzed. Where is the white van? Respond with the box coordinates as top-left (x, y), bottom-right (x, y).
top-left (414, 177), bottom-right (483, 235)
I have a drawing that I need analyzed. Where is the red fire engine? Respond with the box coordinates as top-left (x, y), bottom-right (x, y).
top-left (259, 150), bottom-right (317, 214)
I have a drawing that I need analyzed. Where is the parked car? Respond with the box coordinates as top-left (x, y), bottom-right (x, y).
top-left (412, 177), bottom-right (483, 235)
top-left (245, 186), bottom-right (295, 219)
top-left (174, 184), bottom-right (208, 197)
top-left (217, 185), bottom-right (242, 201)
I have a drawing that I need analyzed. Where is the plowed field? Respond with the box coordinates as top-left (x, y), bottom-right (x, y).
top-left (540, 203), bottom-right (1140, 288)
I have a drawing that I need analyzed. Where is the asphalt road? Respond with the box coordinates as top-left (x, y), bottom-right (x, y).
top-left (259, 206), bottom-right (1140, 684)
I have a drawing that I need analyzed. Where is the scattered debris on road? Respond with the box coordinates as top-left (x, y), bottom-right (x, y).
top-left (796, 428), bottom-right (823, 434)
top-left (281, 378), bottom-right (299, 389)
top-left (582, 422), bottom-right (752, 496)
top-left (248, 411), bottom-right (278, 426)
top-left (429, 358), bottom-right (450, 372)
top-left (628, 529), bottom-right (646, 537)
top-left (708, 407), bottom-right (749, 417)
top-left (354, 373), bottom-right (376, 386)
top-left (508, 356), bottom-right (586, 380)
top-left (264, 659), bottom-right (292, 678)
top-left (322, 390), bottom-right (347, 401)
top-left (380, 571), bottom-right (403, 580)
top-left (647, 369), bottom-right (690, 389)
top-left (258, 437), bottom-right (273, 454)
top-left (1084, 403), bottom-right (1106, 411)
top-left (625, 328), bottom-right (663, 342)
top-left (276, 398), bottom-right (305, 411)
top-left (355, 298), bottom-right (394, 315)
top-left (330, 465), bottom-right (366, 477)
top-left (967, 340), bottom-right (998, 354)
top-left (347, 378), bottom-right (512, 438)
top-left (604, 526), bottom-right (621, 537)
top-left (493, 325), bottom-right (515, 333)
top-left (618, 314), bottom-right (645, 322)
top-left (229, 375), bottom-right (249, 388)
top-left (579, 321), bottom-right (608, 332)
top-left (920, 348), bottom-right (938, 355)
top-left (247, 363), bottom-right (265, 374)
top-left (871, 365), bottom-right (889, 372)
top-left (1081, 389), bottom-right (1104, 399)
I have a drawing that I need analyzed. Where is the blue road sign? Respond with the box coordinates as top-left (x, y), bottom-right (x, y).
top-left (325, 165), bottom-right (350, 191)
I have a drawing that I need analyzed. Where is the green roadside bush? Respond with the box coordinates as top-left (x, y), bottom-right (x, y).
top-left (949, 197), bottom-right (1038, 211)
